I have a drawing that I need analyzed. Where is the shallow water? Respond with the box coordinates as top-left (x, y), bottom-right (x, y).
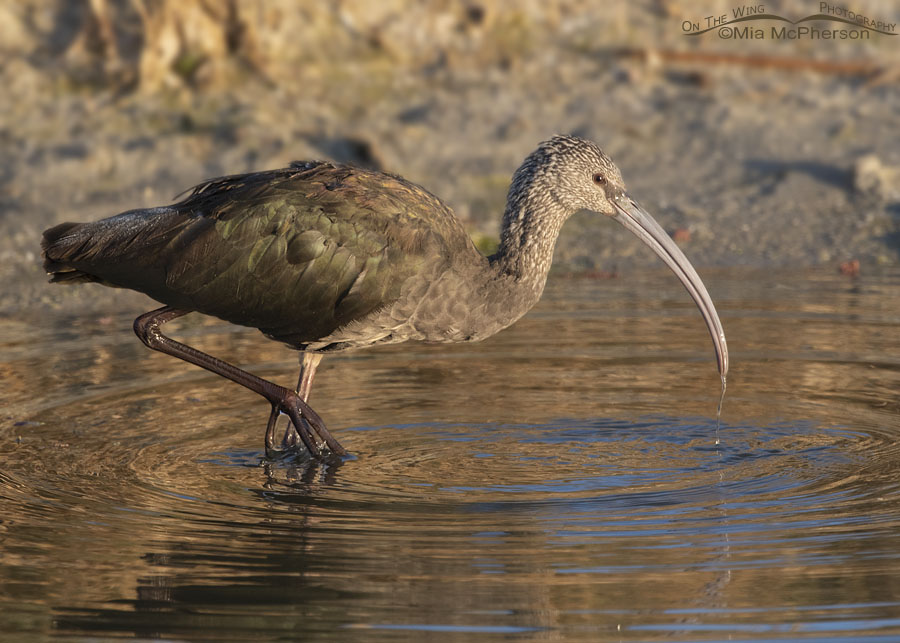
top-left (2, 268), bottom-right (900, 642)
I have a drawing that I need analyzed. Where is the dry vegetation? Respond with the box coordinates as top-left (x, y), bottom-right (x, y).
top-left (7, 0), bottom-right (899, 94)
top-left (45, 0), bottom-right (579, 92)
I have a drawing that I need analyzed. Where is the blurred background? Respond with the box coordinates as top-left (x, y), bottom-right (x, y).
top-left (1, 0), bottom-right (899, 310)
top-left (3, 4), bottom-right (900, 640)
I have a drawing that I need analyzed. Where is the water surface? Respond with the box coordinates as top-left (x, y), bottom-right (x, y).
top-left (2, 268), bottom-right (899, 641)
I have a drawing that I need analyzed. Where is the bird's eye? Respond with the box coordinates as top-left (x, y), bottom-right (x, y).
top-left (592, 173), bottom-right (607, 186)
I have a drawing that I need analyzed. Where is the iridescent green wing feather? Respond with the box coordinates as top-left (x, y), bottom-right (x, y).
top-left (157, 162), bottom-right (467, 343)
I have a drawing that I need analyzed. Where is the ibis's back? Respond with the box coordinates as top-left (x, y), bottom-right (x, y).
top-left (42, 161), bottom-right (488, 349)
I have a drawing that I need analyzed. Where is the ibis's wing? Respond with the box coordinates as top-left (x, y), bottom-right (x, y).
top-left (44, 162), bottom-right (472, 345)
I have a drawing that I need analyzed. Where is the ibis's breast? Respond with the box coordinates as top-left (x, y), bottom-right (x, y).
top-left (300, 256), bottom-right (536, 352)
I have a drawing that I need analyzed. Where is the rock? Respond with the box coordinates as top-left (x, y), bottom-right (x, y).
top-left (838, 259), bottom-right (860, 276)
top-left (671, 228), bottom-right (691, 243)
top-left (853, 154), bottom-right (900, 201)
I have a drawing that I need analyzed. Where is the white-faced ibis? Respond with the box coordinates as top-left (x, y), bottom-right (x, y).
top-left (42, 135), bottom-right (728, 458)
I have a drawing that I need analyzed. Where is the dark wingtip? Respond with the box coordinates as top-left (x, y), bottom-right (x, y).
top-left (41, 221), bottom-right (95, 281)
top-left (41, 221), bottom-right (81, 251)
top-left (46, 269), bottom-right (99, 284)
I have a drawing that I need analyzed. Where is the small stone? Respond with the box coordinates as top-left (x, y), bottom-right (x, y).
top-left (839, 259), bottom-right (860, 276)
top-left (853, 155), bottom-right (900, 201)
top-left (671, 228), bottom-right (691, 243)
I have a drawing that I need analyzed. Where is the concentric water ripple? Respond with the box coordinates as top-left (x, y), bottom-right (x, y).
top-left (2, 269), bottom-right (900, 641)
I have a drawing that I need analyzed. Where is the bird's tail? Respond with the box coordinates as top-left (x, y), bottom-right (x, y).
top-left (41, 221), bottom-right (104, 284)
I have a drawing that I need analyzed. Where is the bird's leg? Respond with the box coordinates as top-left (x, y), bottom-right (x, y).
top-left (297, 352), bottom-right (322, 401)
top-left (133, 306), bottom-right (346, 458)
top-left (270, 352), bottom-right (324, 450)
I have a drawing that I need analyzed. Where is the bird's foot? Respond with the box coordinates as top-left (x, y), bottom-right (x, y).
top-left (264, 391), bottom-right (347, 460)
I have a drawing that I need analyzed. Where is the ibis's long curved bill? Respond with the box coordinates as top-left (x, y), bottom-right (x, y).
top-left (612, 193), bottom-right (729, 378)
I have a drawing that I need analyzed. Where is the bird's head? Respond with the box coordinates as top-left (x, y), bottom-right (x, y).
top-left (515, 134), bottom-right (729, 378)
top-left (522, 134), bottom-right (626, 216)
